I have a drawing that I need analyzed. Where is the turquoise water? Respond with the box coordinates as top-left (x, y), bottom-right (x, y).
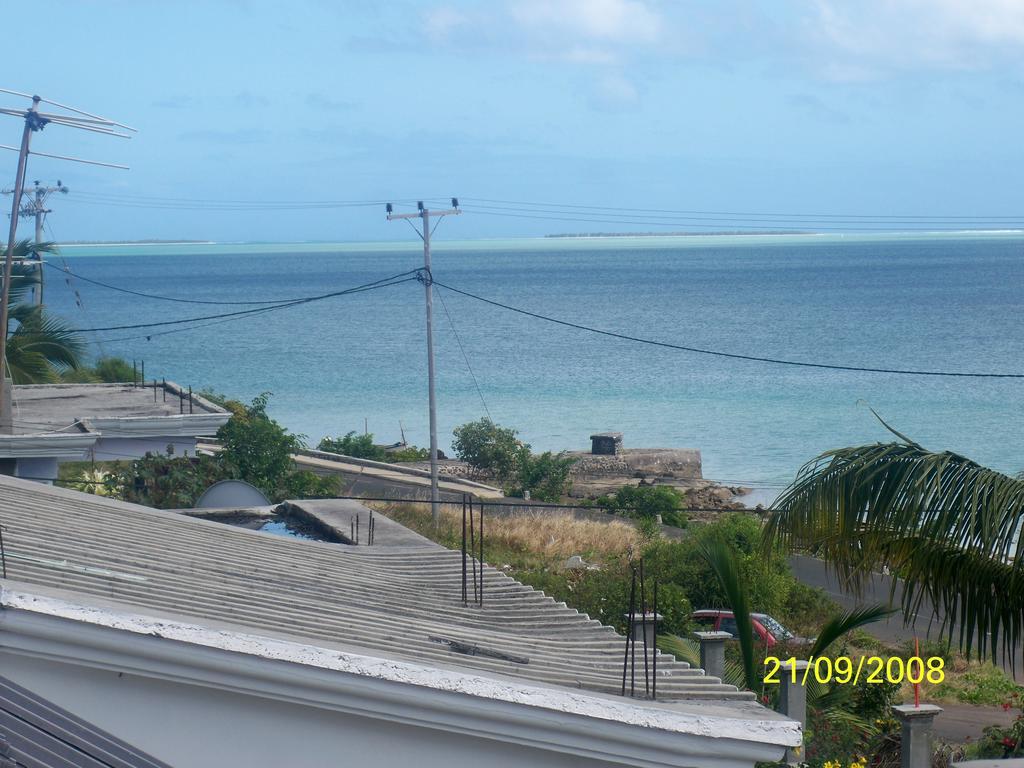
top-left (46, 232), bottom-right (1024, 492)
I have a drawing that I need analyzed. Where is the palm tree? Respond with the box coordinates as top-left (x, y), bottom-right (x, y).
top-left (3, 240), bottom-right (85, 382)
top-left (763, 416), bottom-right (1024, 665)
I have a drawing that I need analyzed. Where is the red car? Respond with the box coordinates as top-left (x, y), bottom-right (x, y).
top-left (691, 609), bottom-right (809, 648)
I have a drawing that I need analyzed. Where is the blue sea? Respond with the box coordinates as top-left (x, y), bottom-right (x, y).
top-left (45, 232), bottom-right (1024, 497)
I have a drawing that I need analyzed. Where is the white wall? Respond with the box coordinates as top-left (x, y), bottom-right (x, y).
top-left (14, 457), bottom-right (58, 483)
top-left (2, 654), bottom-right (630, 768)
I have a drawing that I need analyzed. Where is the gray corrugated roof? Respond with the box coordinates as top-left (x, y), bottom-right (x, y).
top-left (0, 475), bottom-right (751, 701)
top-left (0, 676), bottom-right (171, 768)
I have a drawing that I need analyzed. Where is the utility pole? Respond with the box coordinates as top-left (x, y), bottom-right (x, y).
top-left (0, 88), bottom-right (134, 430)
top-left (0, 96), bottom-right (45, 431)
top-left (386, 198), bottom-right (461, 525)
top-left (2, 180), bottom-right (69, 305)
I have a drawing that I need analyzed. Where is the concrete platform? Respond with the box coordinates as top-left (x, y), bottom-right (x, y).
top-left (280, 499), bottom-right (442, 549)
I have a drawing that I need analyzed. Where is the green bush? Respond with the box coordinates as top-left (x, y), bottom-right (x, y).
top-left (217, 393), bottom-right (304, 498)
top-left (93, 357), bottom-right (137, 383)
top-left (318, 432), bottom-right (430, 464)
top-left (101, 393), bottom-right (341, 508)
top-left (597, 485), bottom-right (687, 527)
top-left (110, 452), bottom-right (228, 509)
top-left (508, 449), bottom-right (576, 502)
top-left (451, 418), bottom-right (524, 478)
top-left (522, 556), bottom-right (692, 636)
top-left (319, 431), bottom-right (387, 461)
top-left (60, 356), bottom-right (137, 384)
top-left (387, 445), bottom-right (431, 462)
top-left (642, 514), bottom-right (796, 617)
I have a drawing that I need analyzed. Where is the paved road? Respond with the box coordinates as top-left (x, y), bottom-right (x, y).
top-left (790, 554), bottom-right (1021, 742)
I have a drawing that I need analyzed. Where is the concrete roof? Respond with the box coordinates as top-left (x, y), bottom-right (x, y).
top-left (7, 382), bottom-right (229, 438)
top-left (0, 476), bottom-right (799, 750)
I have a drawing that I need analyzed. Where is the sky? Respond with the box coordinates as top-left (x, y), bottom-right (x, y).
top-left (3, 0), bottom-right (1024, 242)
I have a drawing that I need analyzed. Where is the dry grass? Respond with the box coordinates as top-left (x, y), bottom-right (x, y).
top-left (375, 502), bottom-right (639, 561)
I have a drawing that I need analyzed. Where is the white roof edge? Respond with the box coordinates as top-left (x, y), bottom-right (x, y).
top-left (0, 585), bottom-right (800, 763)
top-left (86, 413), bottom-right (230, 438)
top-left (0, 431), bottom-right (99, 458)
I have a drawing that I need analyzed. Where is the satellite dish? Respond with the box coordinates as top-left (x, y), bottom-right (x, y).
top-left (195, 479), bottom-right (271, 509)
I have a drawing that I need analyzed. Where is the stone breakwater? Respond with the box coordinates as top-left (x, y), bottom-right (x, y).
top-left (406, 450), bottom-right (748, 511)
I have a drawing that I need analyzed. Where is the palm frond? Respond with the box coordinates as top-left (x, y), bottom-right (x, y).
top-left (813, 705), bottom-right (878, 739)
top-left (697, 537), bottom-right (757, 690)
top-left (764, 440), bottom-right (1024, 664)
top-left (809, 604), bottom-right (894, 658)
top-left (5, 296), bottom-right (85, 383)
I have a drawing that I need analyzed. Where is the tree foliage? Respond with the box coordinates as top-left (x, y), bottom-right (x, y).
top-left (597, 485), bottom-right (687, 527)
top-left (319, 431), bottom-right (383, 460)
top-left (108, 393), bottom-right (339, 507)
top-left (317, 431), bottom-right (430, 463)
top-left (451, 418), bottom-right (524, 478)
top-left (452, 418), bottom-right (576, 501)
top-left (509, 449), bottom-right (576, 502)
top-left (3, 242), bottom-right (85, 383)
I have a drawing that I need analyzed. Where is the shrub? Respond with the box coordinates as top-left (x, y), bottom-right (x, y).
top-left (217, 393), bottom-right (304, 499)
top-left (508, 449), bottom-right (576, 502)
top-left (597, 485), bottom-right (687, 527)
top-left (387, 445), bottom-right (430, 462)
top-left (452, 418), bottom-right (524, 478)
top-left (60, 356), bottom-right (137, 384)
top-left (110, 452), bottom-right (228, 509)
top-left (319, 431), bottom-right (387, 461)
top-left (93, 357), bottom-right (137, 383)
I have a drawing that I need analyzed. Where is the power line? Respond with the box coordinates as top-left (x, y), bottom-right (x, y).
top-left (432, 280), bottom-right (1024, 379)
top-left (461, 197), bottom-right (1024, 221)
top-left (436, 285), bottom-right (492, 420)
top-left (62, 192), bottom-right (436, 212)
top-left (64, 270), bottom-right (422, 333)
top-left (456, 206), bottom-right (1024, 233)
top-left (44, 261), bottom-right (315, 306)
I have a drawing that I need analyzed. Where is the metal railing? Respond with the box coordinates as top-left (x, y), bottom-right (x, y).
top-left (462, 494), bottom-right (484, 606)
top-left (621, 559), bottom-right (660, 699)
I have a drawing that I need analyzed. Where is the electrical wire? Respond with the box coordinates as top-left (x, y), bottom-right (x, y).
top-left (66, 270), bottom-right (423, 333)
top-left (432, 280), bottom-right (1024, 379)
top-left (435, 284), bottom-right (492, 420)
top-left (461, 197), bottom-right (1024, 222)
top-left (62, 192), bottom-right (438, 213)
top-left (44, 261), bottom-right (321, 306)
top-left (456, 206), bottom-right (1024, 233)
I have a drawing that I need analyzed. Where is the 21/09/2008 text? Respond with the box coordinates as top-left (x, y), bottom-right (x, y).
top-left (763, 656), bottom-right (944, 685)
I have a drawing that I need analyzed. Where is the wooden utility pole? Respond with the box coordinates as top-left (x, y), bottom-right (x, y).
top-left (0, 97), bottom-right (45, 430)
top-left (386, 199), bottom-right (461, 525)
top-left (2, 180), bottom-right (69, 305)
top-left (0, 88), bottom-right (134, 429)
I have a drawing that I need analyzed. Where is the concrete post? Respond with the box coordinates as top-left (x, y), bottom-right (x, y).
top-left (626, 612), bottom-right (663, 652)
top-left (893, 704), bottom-right (942, 768)
top-left (694, 631), bottom-right (730, 680)
top-left (779, 660), bottom-right (809, 765)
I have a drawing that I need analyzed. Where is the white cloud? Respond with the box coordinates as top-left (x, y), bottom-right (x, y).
top-left (425, 6), bottom-right (469, 42)
top-left (806, 0), bottom-right (1024, 78)
top-left (508, 0), bottom-right (662, 44)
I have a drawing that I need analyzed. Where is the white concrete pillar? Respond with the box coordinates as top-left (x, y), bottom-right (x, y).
top-left (693, 631), bottom-right (730, 680)
top-left (779, 659), bottom-right (809, 765)
top-left (893, 704), bottom-right (942, 768)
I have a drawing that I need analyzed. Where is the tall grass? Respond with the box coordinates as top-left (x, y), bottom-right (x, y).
top-left (377, 502), bottom-right (639, 562)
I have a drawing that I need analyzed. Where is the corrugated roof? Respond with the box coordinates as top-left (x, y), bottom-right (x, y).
top-left (0, 675), bottom-right (171, 768)
top-left (0, 475), bottom-right (751, 701)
